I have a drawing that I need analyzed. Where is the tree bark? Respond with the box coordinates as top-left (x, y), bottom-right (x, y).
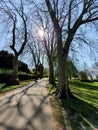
top-left (57, 43), bottom-right (68, 98)
top-left (35, 65), bottom-right (38, 80)
top-left (8, 55), bottom-right (20, 85)
top-left (45, 0), bottom-right (73, 98)
top-left (49, 58), bottom-right (55, 84)
top-left (57, 51), bottom-right (74, 98)
top-left (55, 29), bottom-right (74, 98)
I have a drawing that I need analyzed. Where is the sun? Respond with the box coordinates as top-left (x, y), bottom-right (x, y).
top-left (38, 29), bottom-right (45, 37)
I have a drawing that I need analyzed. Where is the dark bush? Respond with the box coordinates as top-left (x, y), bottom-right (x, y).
top-left (0, 50), bottom-right (30, 73)
top-left (0, 51), bottom-right (13, 69)
top-left (18, 73), bottom-right (35, 81)
top-left (0, 72), bottom-right (11, 83)
top-left (18, 61), bottom-right (30, 73)
top-left (0, 69), bottom-right (35, 83)
top-left (81, 80), bottom-right (93, 82)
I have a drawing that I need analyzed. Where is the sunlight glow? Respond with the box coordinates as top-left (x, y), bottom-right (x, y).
top-left (38, 29), bottom-right (45, 37)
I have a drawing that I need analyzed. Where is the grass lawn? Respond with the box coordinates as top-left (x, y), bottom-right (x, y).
top-left (0, 80), bottom-right (33, 94)
top-left (49, 81), bottom-right (98, 130)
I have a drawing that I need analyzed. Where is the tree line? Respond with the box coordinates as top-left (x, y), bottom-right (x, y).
top-left (0, 0), bottom-right (98, 98)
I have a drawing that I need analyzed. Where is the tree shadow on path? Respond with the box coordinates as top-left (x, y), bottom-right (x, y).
top-left (0, 79), bottom-right (53, 130)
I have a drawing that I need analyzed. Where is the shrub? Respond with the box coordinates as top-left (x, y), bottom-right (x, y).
top-left (0, 69), bottom-right (35, 83)
top-left (18, 72), bottom-right (35, 81)
top-left (0, 69), bottom-right (12, 83)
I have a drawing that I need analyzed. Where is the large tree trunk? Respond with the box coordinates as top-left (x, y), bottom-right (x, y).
top-left (49, 58), bottom-right (55, 84)
top-left (45, 0), bottom-right (74, 99)
top-left (56, 31), bottom-right (73, 99)
top-left (35, 65), bottom-right (38, 80)
top-left (57, 49), bottom-right (68, 98)
top-left (39, 64), bottom-right (44, 79)
top-left (8, 55), bottom-right (20, 85)
top-left (57, 52), bottom-right (74, 98)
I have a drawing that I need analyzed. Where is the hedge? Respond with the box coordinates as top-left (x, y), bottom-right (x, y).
top-left (0, 69), bottom-right (35, 83)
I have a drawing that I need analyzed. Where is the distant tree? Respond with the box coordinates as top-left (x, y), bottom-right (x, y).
top-left (79, 71), bottom-right (88, 81)
top-left (37, 63), bottom-right (44, 78)
top-left (28, 37), bottom-right (44, 79)
top-left (18, 61), bottom-right (29, 73)
top-left (31, 8), bottom-right (56, 84)
top-left (54, 58), bottom-right (78, 80)
top-left (67, 59), bottom-right (78, 80)
top-left (92, 62), bottom-right (98, 80)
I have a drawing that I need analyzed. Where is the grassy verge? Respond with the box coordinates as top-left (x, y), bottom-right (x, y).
top-left (0, 79), bottom-right (33, 94)
top-left (49, 81), bottom-right (98, 130)
top-left (48, 84), bottom-right (65, 130)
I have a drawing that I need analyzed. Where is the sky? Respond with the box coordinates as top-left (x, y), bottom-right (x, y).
top-left (0, 0), bottom-right (98, 71)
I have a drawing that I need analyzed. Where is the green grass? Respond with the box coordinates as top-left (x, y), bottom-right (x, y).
top-left (48, 84), bottom-right (65, 130)
top-left (0, 80), bottom-right (33, 94)
top-left (49, 81), bottom-right (98, 130)
top-left (70, 81), bottom-right (98, 107)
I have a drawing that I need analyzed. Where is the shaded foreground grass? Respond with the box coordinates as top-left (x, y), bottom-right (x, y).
top-left (0, 80), bottom-right (33, 94)
top-left (49, 81), bottom-right (98, 130)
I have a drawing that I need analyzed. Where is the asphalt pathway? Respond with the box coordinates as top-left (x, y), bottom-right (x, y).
top-left (0, 78), bottom-right (57, 130)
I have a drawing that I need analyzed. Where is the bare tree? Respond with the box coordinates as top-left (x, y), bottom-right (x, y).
top-left (45, 0), bottom-right (98, 98)
top-left (91, 62), bottom-right (98, 80)
top-left (35, 10), bottom-right (56, 84)
top-left (28, 34), bottom-right (44, 80)
top-left (0, 0), bottom-right (28, 84)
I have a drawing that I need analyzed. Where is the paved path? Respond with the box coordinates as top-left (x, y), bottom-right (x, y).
top-left (0, 78), bottom-right (57, 130)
